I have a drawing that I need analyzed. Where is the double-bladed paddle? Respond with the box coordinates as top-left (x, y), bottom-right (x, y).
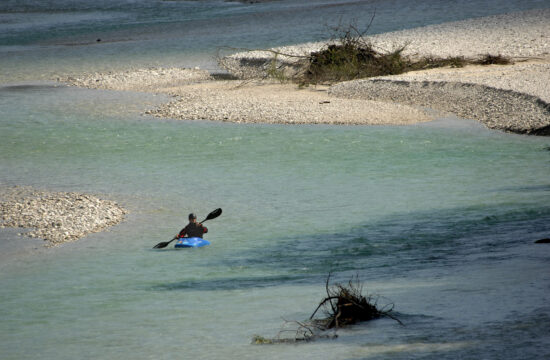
top-left (153, 208), bottom-right (222, 249)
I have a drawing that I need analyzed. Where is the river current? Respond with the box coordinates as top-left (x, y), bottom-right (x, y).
top-left (1, 1), bottom-right (550, 359)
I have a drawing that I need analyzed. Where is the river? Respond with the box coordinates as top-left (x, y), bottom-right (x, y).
top-left (1, 1), bottom-right (549, 359)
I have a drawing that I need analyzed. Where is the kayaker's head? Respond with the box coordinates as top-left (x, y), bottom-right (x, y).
top-left (188, 213), bottom-right (197, 222)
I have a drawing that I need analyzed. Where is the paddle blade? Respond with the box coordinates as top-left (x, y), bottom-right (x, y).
top-left (153, 236), bottom-right (177, 249)
top-left (202, 208), bottom-right (222, 222)
top-left (153, 241), bottom-right (170, 249)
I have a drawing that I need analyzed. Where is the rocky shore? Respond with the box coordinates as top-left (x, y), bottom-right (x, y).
top-left (0, 186), bottom-right (128, 247)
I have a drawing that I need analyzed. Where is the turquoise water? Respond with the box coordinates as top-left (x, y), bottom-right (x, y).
top-left (1, 83), bottom-right (549, 360)
top-left (1, 1), bottom-right (550, 359)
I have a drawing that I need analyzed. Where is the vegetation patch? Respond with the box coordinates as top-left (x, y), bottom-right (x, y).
top-left (473, 54), bottom-right (512, 65)
top-left (304, 43), bottom-right (406, 84)
top-left (297, 24), bottom-right (512, 85)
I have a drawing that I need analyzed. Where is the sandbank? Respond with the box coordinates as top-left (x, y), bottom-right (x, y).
top-left (146, 81), bottom-right (434, 125)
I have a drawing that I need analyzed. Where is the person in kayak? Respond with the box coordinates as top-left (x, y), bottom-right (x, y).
top-left (177, 213), bottom-right (208, 239)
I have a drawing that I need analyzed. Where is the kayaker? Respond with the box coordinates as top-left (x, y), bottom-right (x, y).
top-left (177, 213), bottom-right (208, 238)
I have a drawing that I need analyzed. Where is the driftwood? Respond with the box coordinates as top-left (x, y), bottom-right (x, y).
top-left (310, 273), bottom-right (403, 329)
top-left (252, 273), bottom-right (402, 344)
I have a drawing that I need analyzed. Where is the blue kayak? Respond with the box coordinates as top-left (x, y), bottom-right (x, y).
top-left (174, 237), bottom-right (210, 248)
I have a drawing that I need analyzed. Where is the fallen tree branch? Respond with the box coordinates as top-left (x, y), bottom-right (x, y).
top-left (252, 273), bottom-right (403, 345)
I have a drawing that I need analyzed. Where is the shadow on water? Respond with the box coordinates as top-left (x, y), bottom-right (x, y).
top-left (233, 203), bottom-right (550, 269)
top-left (0, 83), bottom-right (64, 93)
top-left (494, 184), bottom-right (550, 193)
top-left (153, 274), bottom-right (316, 292)
top-left (153, 204), bottom-right (550, 292)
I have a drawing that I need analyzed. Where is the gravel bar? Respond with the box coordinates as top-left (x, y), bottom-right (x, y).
top-left (60, 8), bottom-right (550, 134)
top-left (0, 186), bottom-right (128, 247)
top-left (329, 76), bottom-right (550, 135)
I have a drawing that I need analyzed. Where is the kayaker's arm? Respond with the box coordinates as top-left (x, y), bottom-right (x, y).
top-left (200, 224), bottom-right (208, 234)
top-left (177, 226), bottom-right (187, 238)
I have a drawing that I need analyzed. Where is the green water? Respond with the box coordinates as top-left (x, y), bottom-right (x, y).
top-left (1, 84), bottom-right (550, 359)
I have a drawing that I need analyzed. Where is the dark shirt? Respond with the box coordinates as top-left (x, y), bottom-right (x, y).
top-left (178, 222), bottom-right (208, 238)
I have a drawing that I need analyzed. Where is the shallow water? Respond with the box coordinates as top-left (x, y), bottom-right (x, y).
top-left (1, 1), bottom-right (550, 359)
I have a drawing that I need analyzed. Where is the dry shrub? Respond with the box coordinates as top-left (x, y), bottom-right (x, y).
top-left (252, 273), bottom-right (402, 344)
top-left (300, 21), bottom-right (409, 84)
top-left (310, 273), bottom-right (401, 329)
top-left (298, 19), bottom-right (512, 85)
top-left (474, 54), bottom-right (512, 65)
